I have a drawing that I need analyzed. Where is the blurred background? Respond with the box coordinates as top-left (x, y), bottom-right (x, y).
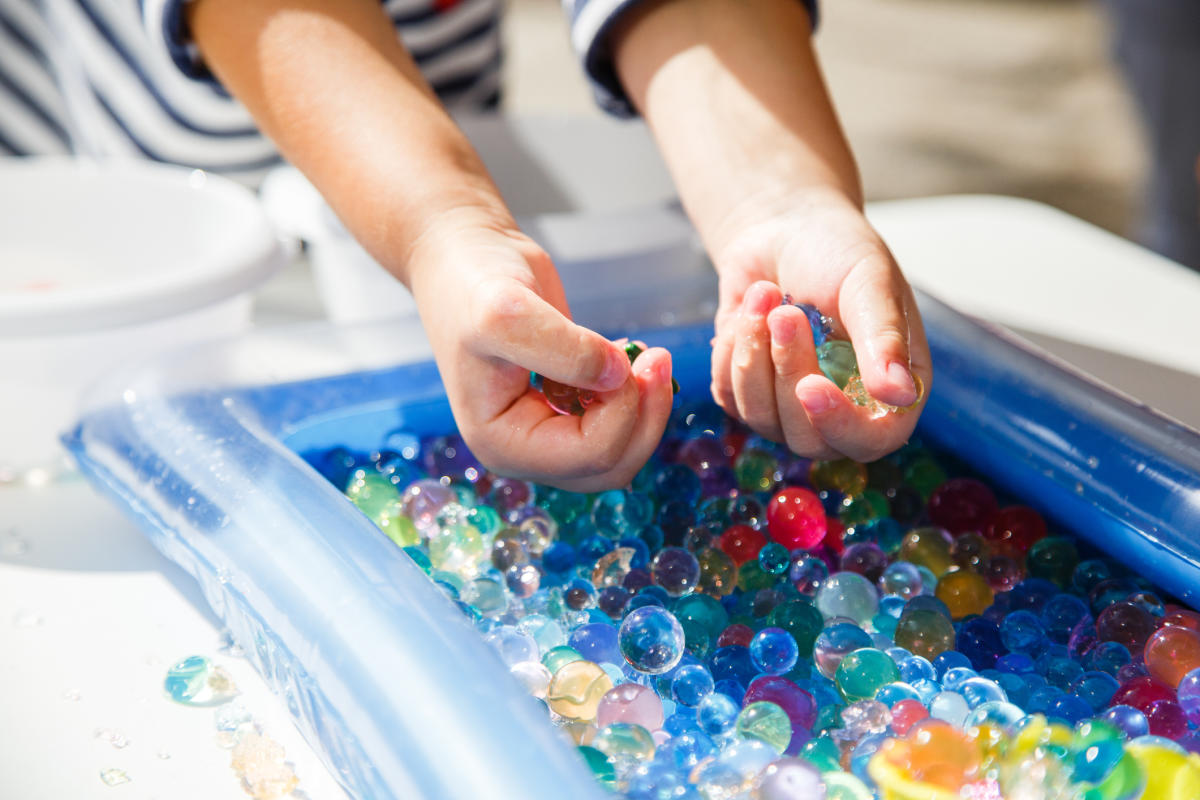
top-left (504, 0), bottom-right (1146, 238)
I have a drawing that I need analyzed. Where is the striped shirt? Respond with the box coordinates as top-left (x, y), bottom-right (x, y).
top-left (0, 0), bottom-right (816, 183)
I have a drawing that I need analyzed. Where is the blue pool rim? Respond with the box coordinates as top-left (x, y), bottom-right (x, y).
top-left (64, 290), bottom-right (1200, 799)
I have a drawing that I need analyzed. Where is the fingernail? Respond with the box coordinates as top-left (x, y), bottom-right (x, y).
top-left (801, 387), bottom-right (837, 415)
top-left (599, 347), bottom-right (628, 389)
top-left (744, 284), bottom-right (773, 316)
top-left (768, 313), bottom-right (796, 344)
top-left (886, 361), bottom-right (918, 403)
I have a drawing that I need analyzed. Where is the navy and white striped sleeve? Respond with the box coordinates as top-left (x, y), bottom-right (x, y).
top-left (563, 0), bottom-right (819, 117)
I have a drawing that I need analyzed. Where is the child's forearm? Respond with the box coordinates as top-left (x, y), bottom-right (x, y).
top-left (611, 0), bottom-right (861, 258)
top-left (188, 0), bottom-right (511, 284)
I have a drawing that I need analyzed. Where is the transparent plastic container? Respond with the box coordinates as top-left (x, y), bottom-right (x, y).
top-left (63, 286), bottom-right (1200, 799)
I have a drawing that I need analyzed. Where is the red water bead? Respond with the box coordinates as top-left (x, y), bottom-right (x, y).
top-left (1096, 602), bottom-right (1159, 654)
top-left (1110, 675), bottom-right (1176, 713)
top-left (716, 623), bottom-right (755, 648)
top-left (724, 428), bottom-right (749, 464)
top-left (539, 377), bottom-right (595, 416)
top-left (719, 525), bottom-right (768, 566)
top-left (745, 675), bottom-right (818, 753)
top-left (1146, 699), bottom-right (1190, 739)
top-left (824, 519), bottom-right (847, 556)
top-left (1161, 608), bottom-right (1200, 633)
top-left (890, 699), bottom-right (929, 736)
top-left (1145, 626), bottom-right (1200, 689)
top-left (927, 478), bottom-right (998, 535)
top-left (984, 506), bottom-right (1047, 556)
top-left (767, 487), bottom-right (827, 550)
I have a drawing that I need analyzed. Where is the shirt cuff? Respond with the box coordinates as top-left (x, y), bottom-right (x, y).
top-left (566, 0), bottom-right (819, 117)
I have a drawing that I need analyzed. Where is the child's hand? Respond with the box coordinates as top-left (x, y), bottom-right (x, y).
top-left (709, 192), bottom-right (930, 463)
top-left (406, 210), bottom-right (676, 490)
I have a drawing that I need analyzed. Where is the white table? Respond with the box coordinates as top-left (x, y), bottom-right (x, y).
top-left (2, 194), bottom-right (1198, 800)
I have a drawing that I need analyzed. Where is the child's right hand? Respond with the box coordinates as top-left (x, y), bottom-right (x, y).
top-left (405, 208), bottom-right (676, 491)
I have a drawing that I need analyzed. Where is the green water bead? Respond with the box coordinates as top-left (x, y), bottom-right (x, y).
top-left (758, 542), bottom-right (791, 575)
top-left (767, 600), bottom-right (825, 655)
top-left (674, 593), bottom-right (730, 640)
top-left (813, 703), bottom-right (844, 736)
top-left (737, 560), bottom-right (779, 593)
top-left (428, 523), bottom-right (485, 576)
top-left (834, 647), bottom-right (901, 703)
top-left (461, 576), bottom-right (508, 615)
top-left (904, 456), bottom-right (947, 500)
top-left (380, 513), bottom-right (418, 548)
top-left (816, 340), bottom-right (859, 390)
top-left (346, 471), bottom-right (399, 515)
top-left (543, 645), bottom-right (584, 674)
top-left (1026, 536), bottom-right (1080, 587)
top-left (466, 505), bottom-right (503, 536)
top-left (592, 722), bottom-right (656, 768)
top-left (164, 655), bottom-right (211, 704)
top-left (822, 771), bottom-right (875, 800)
top-left (801, 735), bottom-right (842, 772)
top-left (735, 701), bottom-right (793, 754)
top-left (1083, 752), bottom-right (1145, 800)
top-left (538, 488), bottom-right (591, 526)
top-left (734, 447), bottom-right (780, 493)
top-left (839, 490), bottom-right (889, 527)
top-left (577, 745), bottom-right (617, 790)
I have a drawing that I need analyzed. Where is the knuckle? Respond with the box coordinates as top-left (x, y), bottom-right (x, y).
top-left (472, 279), bottom-right (530, 338)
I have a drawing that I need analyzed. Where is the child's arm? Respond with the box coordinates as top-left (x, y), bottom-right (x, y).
top-left (188, 0), bottom-right (675, 490)
top-left (611, 0), bottom-right (931, 463)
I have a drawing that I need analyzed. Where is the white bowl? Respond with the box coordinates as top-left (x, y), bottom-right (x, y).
top-left (0, 158), bottom-right (284, 475)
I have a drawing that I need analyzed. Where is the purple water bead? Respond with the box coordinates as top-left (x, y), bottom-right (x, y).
top-left (650, 547), bottom-right (701, 597)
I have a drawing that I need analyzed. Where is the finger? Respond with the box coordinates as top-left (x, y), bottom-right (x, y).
top-left (796, 373), bottom-right (919, 463)
top-left (837, 247), bottom-right (919, 408)
top-left (731, 281), bottom-right (784, 440)
top-left (710, 307), bottom-right (738, 415)
top-left (768, 304), bottom-right (840, 459)
top-left (469, 278), bottom-right (629, 392)
top-left (554, 347), bottom-right (676, 492)
top-left (474, 376), bottom-right (641, 480)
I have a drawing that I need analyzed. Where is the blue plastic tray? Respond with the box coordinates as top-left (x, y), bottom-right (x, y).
top-left (65, 291), bottom-right (1200, 799)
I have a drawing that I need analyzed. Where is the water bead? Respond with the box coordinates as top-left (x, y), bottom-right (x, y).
top-left (834, 648), bottom-right (901, 703)
top-left (766, 488), bottom-right (827, 551)
top-left (164, 655), bottom-right (213, 704)
top-left (744, 676), bottom-right (819, 752)
top-left (736, 702), bottom-right (793, 754)
top-left (719, 525), bottom-right (767, 566)
top-left (1000, 609), bottom-right (1047, 653)
top-left (753, 756), bottom-right (825, 800)
top-left (546, 660), bottom-right (613, 721)
top-left (696, 692), bottom-right (740, 737)
top-left (1144, 625), bottom-right (1200, 689)
top-left (758, 542), bottom-right (791, 576)
top-left (673, 664), bottom-right (715, 707)
top-left (649, 547), bottom-right (701, 598)
top-left (934, 569), bottom-right (994, 620)
top-left (696, 547), bottom-right (739, 597)
top-left (1096, 602), bottom-right (1158, 654)
top-left (734, 447), bottom-right (782, 493)
top-left (789, 556), bottom-right (829, 596)
top-left (511, 661), bottom-right (553, 698)
top-left (814, 623), bottom-right (875, 679)
top-left (814, 572), bottom-right (879, 626)
top-left (1177, 668), bottom-right (1200, 725)
top-left (878, 562), bottom-right (922, 600)
top-left (619, 606), bottom-right (686, 674)
top-left (899, 527), bottom-right (955, 577)
top-left (1026, 537), bottom-right (1080, 587)
top-left (750, 627), bottom-right (801, 676)
top-left (839, 543), bottom-right (887, 583)
top-left (1071, 670), bottom-right (1120, 712)
top-left (596, 683), bottom-right (665, 731)
top-left (484, 627), bottom-right (540, 666)
top-left (929, 691), bottom-right (970, 726)
top-left (927, 478), bottom-right (998, 535)
top-left (815, 340), bottom-right (858, 389)
top-left (892, 609), bottom-right (956, 661)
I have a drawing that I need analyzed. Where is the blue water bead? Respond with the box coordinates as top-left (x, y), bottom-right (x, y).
top-left (164, 655), bottom-right (212, 703)
top-left (792, 301), bottom-right (833, 347)
top-left (964, 701), bottom-right (1027, 731)
top-left (1089, 578), bottom-right (1142, 614)
top-left (713, 679), bottom-right (746, 704)
top-left (654, 464), bottom-right (703, 505)
top-left (619, 606), bottom-right (686, 674)
top-left (898, 655), bottom-right (937, 685)
top-left (1102, 704), bottom-right (1151, 739)
top-left (1000, 610), bottom-right (1047, 654)
top-left (617, 537), bottom-right (652, 571)
top-left (956, 618), bottom-right (1008, 671)
top-left (578, 535), bottom-right (615, 565)
top-left (1072, 559), bottom-right (1114, 595)
top-left (662, 730), bottom-right (718, 772)
top-left (664, 705), bottom-right (699, 736)
top-left (879, 595), bottom-right (908, 620)
top-left (929, 691), bottom-right (970, 726)
top-left (542, 542), bottom-right (576, 574)
top-left (592, 489), bottom-right (655, 539)
top-left (932, 650), bottom-right (972, 677)
top-left (958, 677), bottom-right (1008, 708)
top-left (1044, 657), bottom-right (1084, 691)
top-left (710, 645), bottom-right (759, 686)
top-left (1073, 731), bottom-right (1125, 784)
top-left (942, 667), bottom-right (978, 692)
top-left (993, 673), bottom-right (1030, 707)
top-left (905, 595), bottom-right (952, 620)
top-left (864, 518), bottom-right (905, 555)
top-left (995, 653), bottom-right (1036, 674)
top-left (657, 501), bottom-right (696, 543)
top-left (638, 525), bottom-right (666, 554)
top-left (673, 664), bottom-right (716, 707)
top-left (484, 627), bottom-right (539, 666)
top-left (874, 682), bottom-right (922, 708)
top-left (1040, 594), bottom-right (1091, 644)
top-left (911, 679), bottom-right (942, 705)
top-left (1071, 670), bottom-right (1120, 712)
top-left (569, 622), bottom-right (621, 664)
top-left (1024, 685), bottom-right (1064, 716)
top-left (872, 614), bottom-right (898, 639)
top-left (1177, 667), bottom-right (1200, 725)
top-left (1009, 579), bottom-right (1060, 613)
top-left (818, 489), bottom-right (846, 517)
top-left (886, 647), bottom-right (912, 664)
top-left (813, 623), bottom-right (874, 679)
top-left (758, 542), bottom-right (791, 576)
top-left (1083, 641), bottom-right (1132, 677)
top-left (627, 593), bottom-right (666, 613)
top-left (696, 692), bottom-right (740, 737)
top-left (849, 732), bottom-right (889, 783)
top-left (879, 562), bottom-right (923, 600)
top-left (626, 762), bottom-right (690, 800)
top-left (1048, 693), bottom-right (1092, 726)
top-left (750, 627), bottom-right (800, 675)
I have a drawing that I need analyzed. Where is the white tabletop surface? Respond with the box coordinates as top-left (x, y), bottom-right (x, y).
top-left (3, 193), bottom-right (1199, 800)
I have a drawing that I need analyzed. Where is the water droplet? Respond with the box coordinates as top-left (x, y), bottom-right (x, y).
top-left (99, 768), bottom-right (130, 787)
top-left (157, 750), bottom-right (171, 760)
top-left (95, 728), bottom-right (130, 749)
top-left (1086, 456), bottom-right (1099, 469)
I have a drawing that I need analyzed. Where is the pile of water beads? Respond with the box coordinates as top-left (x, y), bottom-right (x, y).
top-left (304, 366), bottom-right (1200, 800)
